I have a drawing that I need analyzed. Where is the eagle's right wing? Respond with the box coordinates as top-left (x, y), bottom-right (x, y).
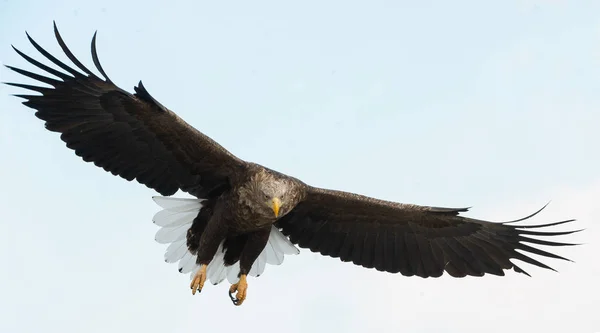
top-left (5, 22), bottom-right (247, 197)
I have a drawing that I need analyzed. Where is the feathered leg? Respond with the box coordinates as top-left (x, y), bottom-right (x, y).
top-left (190, 213), bottom-right (227, 295)
top-left (228, 227), bottom-right (270, 306)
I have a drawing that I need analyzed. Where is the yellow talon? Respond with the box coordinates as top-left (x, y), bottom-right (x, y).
top-left (190, 264), bottom-right (207, 295)
top-left (228, 274), bottom-right (248, 306)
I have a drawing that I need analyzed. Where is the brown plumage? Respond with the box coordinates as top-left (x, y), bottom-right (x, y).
top-left (5, 22), bottom-right (580, 306)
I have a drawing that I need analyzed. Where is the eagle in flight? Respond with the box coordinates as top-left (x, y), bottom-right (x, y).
top-left (5, 22), bottom-right (579, 306)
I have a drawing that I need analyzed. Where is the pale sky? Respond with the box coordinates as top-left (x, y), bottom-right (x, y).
top-left (0, 0), bottom-right (598, 332)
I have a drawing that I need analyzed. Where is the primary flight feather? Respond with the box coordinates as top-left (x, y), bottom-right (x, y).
top-left (5, 22), bottom-right (580, 306)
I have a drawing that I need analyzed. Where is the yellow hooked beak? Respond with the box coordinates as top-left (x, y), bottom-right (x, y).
top-left (271, 197), bottom-right (281, 218)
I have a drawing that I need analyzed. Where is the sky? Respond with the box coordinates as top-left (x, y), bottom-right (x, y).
top-left (0, 0), bottom-right (598, 332)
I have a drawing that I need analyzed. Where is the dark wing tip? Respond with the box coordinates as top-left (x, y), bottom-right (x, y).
top-left (476, 202), bottom-right (581, 277)
top-left (90, 29), bottom-right (112, 83)
top-left (52, 21), bottom-right (98, 77)
top-left (25, 30), bottom-right (35, 44)
top-left (507, 218), bottom-right (581, 275)
top-left (52, 21), bottom-right (62, 41)
top-left (514, 218), bottom-right (576, 230)
top-left (502, 202), bottom-right (551, 224)
top-left (513, 264), bottom-right (532, 277)
top-left (10, 94), bottom-right (35, 100)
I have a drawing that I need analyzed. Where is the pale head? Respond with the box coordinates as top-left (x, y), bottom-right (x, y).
top-left (239, 169), bottom-right (296, 220)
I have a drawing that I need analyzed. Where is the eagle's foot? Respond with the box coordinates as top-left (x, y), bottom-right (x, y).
top-left (228, 274), bottom-right (248, 306)
top-left (190, 264), bottom-right (207, 295)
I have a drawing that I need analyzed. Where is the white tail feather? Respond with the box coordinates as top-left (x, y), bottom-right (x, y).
top-left (153, 197), bottom-right (204, 211)
top-left (153, 210), bottom-right (198, 228)
top-left (154, 223), bottom-right (189, 244)
top-left (164, 239), bottom-right (187, 263)
top-left (152, 196), bottom-right (300, 285)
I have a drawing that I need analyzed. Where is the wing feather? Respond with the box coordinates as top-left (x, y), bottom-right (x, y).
top-left (276, 186), bottom-right (579, 278)
top-left (5, 22), bottom-right (247, 197)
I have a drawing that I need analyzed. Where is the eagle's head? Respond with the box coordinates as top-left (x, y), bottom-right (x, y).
top-left (240, 169), bottom-right (298, 221)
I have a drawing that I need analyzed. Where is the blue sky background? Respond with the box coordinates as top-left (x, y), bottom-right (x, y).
top-left (0, 0), bottom-right (598, 332)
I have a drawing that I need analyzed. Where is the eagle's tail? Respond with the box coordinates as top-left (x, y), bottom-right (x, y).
top-left (151, 196), bottom-right (300, 285)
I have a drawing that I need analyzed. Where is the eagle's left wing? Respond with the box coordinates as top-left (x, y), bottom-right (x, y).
top-left (276, 186), bottom-right (579, 278)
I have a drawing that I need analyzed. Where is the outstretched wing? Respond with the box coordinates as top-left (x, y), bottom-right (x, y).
top-left (276, 186), bottom-right (580, 277)
top-left (4, 22), bottom-right (246, 197)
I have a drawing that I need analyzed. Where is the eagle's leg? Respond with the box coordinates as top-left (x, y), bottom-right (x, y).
top-left (190, 214), bottom-right (227, 295)
top-left (228, 227), bottom-right (270, 306)
top-left (229, 274), bottom-right (248, 306)
top-left (190, 264), bottom-right (207, 295)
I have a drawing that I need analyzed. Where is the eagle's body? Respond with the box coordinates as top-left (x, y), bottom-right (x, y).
top-left (187, 164), bottom-right (305, 294)
top-left (5, 23), bottom-right (580, 306)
